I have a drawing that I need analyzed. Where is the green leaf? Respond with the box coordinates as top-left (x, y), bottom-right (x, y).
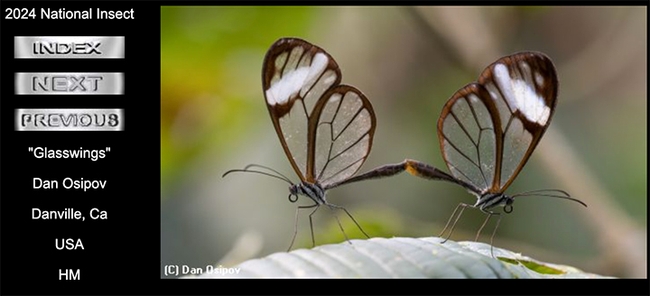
top-left (196, 237), bottom-right (612, 278)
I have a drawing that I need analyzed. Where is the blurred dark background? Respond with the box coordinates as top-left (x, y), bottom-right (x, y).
top-left (161, 6), bottom-right (646, 278)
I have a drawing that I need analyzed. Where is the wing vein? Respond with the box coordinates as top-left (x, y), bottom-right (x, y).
top-left (321, 157), bottom-right (366, 185)
top-left (329, 130), bottom-right (369, 163)
top-left (450, 111), bottom-right (479, 147)
top-left (446, 161), bottom-right (478, 191)
top-left (442, 132), bottom-right (481, 170)
top-left (315, 96), bottom-right (344, 180)
top-left (465, 99), bottom-right (491, 189)
top-left (302, 60), bottom-right (330, 107)
top-left (333, 105), bottom-right (365, 141)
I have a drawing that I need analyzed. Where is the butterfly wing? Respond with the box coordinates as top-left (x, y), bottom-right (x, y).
top-left (313, 85), bottom-right (375, 188)
top-left (437, 83), bottom-right (503, 194)
top-left (262, 38), bottom-right (375, 185)
top-left (478, 52), bottom-right (558, 192)
top-left (438, 52), bottom-right (558, 194)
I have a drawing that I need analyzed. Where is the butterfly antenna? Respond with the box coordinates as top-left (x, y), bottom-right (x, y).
top-left (243, 164), bottom-right (294, 183)
top-left (222, 164), bottom-right (293, 184)
top-left (511, 189), bottom-right (587, 207)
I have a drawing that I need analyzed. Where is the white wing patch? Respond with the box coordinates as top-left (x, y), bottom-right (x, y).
top-left (493, 63), bottom-right (550, 126)
top-left (265, 52), bottom-right (329, 106)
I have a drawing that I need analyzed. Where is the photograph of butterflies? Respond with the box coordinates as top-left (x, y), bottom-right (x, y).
top-left (161, 6), bottom-right (645, 278)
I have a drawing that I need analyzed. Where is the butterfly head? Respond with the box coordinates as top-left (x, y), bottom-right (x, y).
top-left (288, 184), bottom-right (300, 203)
top-left (503, 195), bottom-right (515, 213)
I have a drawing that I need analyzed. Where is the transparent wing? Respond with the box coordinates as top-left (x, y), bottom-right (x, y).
top-left (478, 52), bottom-right (558, 192)
top-left (314, 86), bottom-right (376, 188)
top-left (437, 84), bottom-right (502, 194)
top-left (262, 38), bottom-right (341, 181)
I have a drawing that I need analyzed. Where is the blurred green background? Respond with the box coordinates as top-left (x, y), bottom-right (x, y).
top-left (161, 6), bottom-right (646, 278)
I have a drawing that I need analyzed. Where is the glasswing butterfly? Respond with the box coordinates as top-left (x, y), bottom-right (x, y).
top-left (224, 38), bottom-right (376, 251)
top-left (340, 52), bottom-right (587, 256)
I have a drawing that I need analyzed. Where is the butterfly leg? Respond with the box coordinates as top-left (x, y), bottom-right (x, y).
top-left (288, 203), bottom-right (319, 252)
top-left (476, 209), bottom-right (502, 257)
top-left (328, 203), bottom-right (370, 239)
top-left (326, 204), bottom-right (351, 244)
top-left (488, 212), bottom-right (503, 258)
top-left (440, 203), bottom-right (470, 243)
top-left (475, 211), bottom-right (493, 241)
